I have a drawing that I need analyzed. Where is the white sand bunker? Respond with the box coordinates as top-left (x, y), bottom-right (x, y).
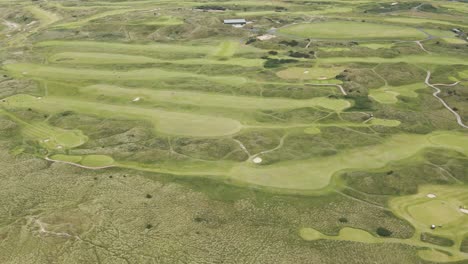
top-left (427, 194), bottom-right (437, 198)
top-left (253, 157), bottom-right (263, 164)
top-left (460, 208), bottom-right (468, 214)
top-left (132, 97), bottom-right (141, 102)
top-left (257, 34), bottom-right (276, 41)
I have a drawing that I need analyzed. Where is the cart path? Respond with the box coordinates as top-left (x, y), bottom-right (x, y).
top-left (45, 156), bottom-right (116, 170)
top-left (425, 71), bottom-right (467, 129)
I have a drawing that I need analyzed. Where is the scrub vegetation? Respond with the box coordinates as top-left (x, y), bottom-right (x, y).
top-left (0, 0), bottom-right (467, 263)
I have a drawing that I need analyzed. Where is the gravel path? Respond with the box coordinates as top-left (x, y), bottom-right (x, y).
top-left (45, 156), bottom-right (116, 170)
top-left (425, 71), bottom-right (467, 129)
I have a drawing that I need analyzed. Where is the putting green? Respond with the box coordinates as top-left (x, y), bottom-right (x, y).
top-left (280, 21), bottom-right (426, 40)
top-left (407, 200), bottom-right (462, 226)
top-left (391, 185), bottom-right (468, 234)
top-left (370, 83), bottom-right (423, 104)
top-left (370, 90), bottom-right (400, 104)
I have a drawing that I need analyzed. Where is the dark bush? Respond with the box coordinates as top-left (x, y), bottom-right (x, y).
top-left (280, 40), bottom-right (299, 47)
top-left (288, 51), bottom-right (310, 58)
top-left (377, 227), bottom-right (392, 237)
top-left (339, 217), bottom-right (348, 223)
top-left (264, 58), bottom-right (298, 68)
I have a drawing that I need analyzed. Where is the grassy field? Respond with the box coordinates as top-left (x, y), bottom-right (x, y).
top-left (1, 0), bottom-right (468, 263)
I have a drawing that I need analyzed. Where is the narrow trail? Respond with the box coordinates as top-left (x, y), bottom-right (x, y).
top-left (415, 40), bottom-right (430, 54)
top-left (334, 190), bottom-right (389, 211)
top-left (425, 71), bottom-right (468, 129)
top-left (371, 67), bottom-right (388, 87)
top-left (412, 3), bottom-right (425, 11)
top-left (336, 84), bottom-right (347, 96)
top-left (426, 162), bottom-right (463, 184)
top-left (34, 218), bottom-right (74, 238)
top-left (233, 139), bottom-right (251, 157)
top-left (2, 19), bottom-right (19, 31)
top-left (251, 134), bottom-right (287, 160)
top-left (305, 83), bottom-right (347, 96)
top-left (45, 156), bottom-right (116, 170)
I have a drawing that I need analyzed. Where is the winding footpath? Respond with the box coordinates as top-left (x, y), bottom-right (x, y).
top-left (45, 156), bottom-right (116, 170)
top-left (425, 71), bottom-right (468, 129)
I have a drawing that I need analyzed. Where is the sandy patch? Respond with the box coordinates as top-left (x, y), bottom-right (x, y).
top-left (460, 208), bottom-right (468, 214)
top-left (427, 194), bottom-right (437, 198)
top-left (253, 157), bottom-right (263, 164)
top-left (132, 97), bottom-right (141, 102)
top-left (257, 34), bottom-right (276, 41)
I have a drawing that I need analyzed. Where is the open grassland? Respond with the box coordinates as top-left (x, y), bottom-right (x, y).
top-left (1, 0), bottom-right (468, 262)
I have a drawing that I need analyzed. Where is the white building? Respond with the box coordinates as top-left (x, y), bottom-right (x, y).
top-left (223, 19), bottom-right (247, 26)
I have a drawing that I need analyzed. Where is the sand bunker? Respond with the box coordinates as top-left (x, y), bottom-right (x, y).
top-left (427, 194), bottom-right (437, 198)
top-left (257, 34), bottom-right (276, 41)
top-left (253, 157), bottom-right (263, 164)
